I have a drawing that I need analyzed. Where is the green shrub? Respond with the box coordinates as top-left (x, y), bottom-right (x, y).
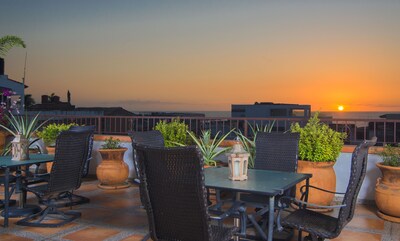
top-left (37, 123), bottom-right (78, 146)
top-left (101, 137), bottom-right (122, 149)
top-left (290, 113), bottom-right (347, 162)
top-left (154, 119), bottom-right (193, 147)
top-left (379, 144), bottom-right (400, 167)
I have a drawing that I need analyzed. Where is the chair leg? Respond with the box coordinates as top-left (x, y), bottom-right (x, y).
top-left (16, 206), bottom-right (81, 227)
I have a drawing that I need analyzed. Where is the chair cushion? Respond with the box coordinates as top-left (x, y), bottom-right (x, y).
top-left (282, 209), bottom-right (339, 239)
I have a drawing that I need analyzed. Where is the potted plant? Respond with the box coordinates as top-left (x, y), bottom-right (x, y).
top-left (375, 144), bottom-right (400, 222)
top-left (154, 119), bottom-right (193, 147)
top-left (290, 113), bottom-right (347, 209)
top-left (37, 123), bottom-right (77, 171)
top-left (187, 129), bottom-right (233, 167)
top-left (96, 137), bottom-right (130, 189)
top-left (0, 112), bottom-right (47, 160)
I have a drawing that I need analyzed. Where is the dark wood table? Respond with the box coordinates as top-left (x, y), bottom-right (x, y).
top-left (205, 167), bottom-right (311, 241)
top-left (0, 154), bottom-right (54, 227)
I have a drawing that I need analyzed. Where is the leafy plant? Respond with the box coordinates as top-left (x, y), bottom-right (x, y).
top-left (154, 119), bottom-right (193, 147)
top-left (187, 129), bottom-right (233, 166)
top-left (101, 137), bottom-right (122, 149)
top-left (0, 35), bottom-right (26, 57)
top-left (0, 112), bottom-right (48, 139)
top-left (290, 113), bottom-right (347, 162)
top-left (235, 121), bottom-right (275, 168)
top-left (37, 123), bottom-right (78, 146)
top-left (379, 144), bottom-right (400, 167)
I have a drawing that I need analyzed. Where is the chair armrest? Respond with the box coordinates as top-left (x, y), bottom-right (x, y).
top-left (300, 185), bottom-right (346, 196)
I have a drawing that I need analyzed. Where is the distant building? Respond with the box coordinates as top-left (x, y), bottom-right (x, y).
top-left (231, 102), bottom-right (311, 118)
top-left (0, 59), bottom-right (26, 113)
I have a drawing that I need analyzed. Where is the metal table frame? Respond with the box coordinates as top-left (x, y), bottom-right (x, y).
top-left (1, 154), bottom-right (54, 227)
top-left (205, 167), bottom-right (311, 241)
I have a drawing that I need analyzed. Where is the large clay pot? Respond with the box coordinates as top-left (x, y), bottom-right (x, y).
top-left (375, 162), bottom-right (400, 222)
top-left (46, 146), bottom-right (55, 172)
top-left (96, 148), bottom-right (130, 189)
top-left (296, 160), bottom-right (336, 211)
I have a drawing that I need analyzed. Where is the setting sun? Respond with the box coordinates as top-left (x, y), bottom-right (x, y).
top-left (338, 105), bottom-right (344, 111)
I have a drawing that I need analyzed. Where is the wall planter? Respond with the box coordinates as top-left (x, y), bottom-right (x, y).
top-left (96, 148), bottom-right (130, 189)
top-left (296, 160), bottom-right (336, 212)
top-left (375, 162), bottom-right (400, 222)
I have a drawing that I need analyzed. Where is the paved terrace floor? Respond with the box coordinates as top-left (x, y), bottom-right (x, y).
top-left (1, 178), bottom-right (399, 241)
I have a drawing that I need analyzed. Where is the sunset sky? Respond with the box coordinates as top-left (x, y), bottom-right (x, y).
top-left (1, 1), bottom-right (400, 112)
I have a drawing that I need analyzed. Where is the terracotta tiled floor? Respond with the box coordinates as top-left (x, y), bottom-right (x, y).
top-left (1, 178), bottom-right (399, 241)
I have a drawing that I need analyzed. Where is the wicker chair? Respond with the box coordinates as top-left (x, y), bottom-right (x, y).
top-left (128, 130), bottom-right (164, 184)
top-left (135, 144), bottom-right (246, 241)
top-left (16, 131), bottom-right (92, 227)
top-left (28, 126), bottom-right (95, 207)
top-left (68, 125), bottom-right (96, 178)
top-left (239, 132), bottom-right (300, 240)
top-left (276, 137), bottom-right (377, 241)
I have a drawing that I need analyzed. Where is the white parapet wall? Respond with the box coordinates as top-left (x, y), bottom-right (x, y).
top-left (334, 152), bottom-right (382, 202)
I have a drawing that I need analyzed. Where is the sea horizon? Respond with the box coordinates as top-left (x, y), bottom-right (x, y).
top-left (134, 110), bottom-right (400, 119)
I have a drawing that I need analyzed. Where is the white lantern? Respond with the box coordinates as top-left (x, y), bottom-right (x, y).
top-left (11, 133), bottom-right (29, 161)
top-left (227, 141), bottom-right (249, 181)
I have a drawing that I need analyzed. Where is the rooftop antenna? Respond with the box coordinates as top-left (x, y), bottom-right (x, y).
top-left (22, 51), bottom-right (27, 85)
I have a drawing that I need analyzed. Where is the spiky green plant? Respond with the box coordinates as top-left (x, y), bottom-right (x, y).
top-left (0, 35), bottom-right (26, 57)
top-left (187, 129), bottom-right (233, 166)
top-left (0, 112), bottom-right (48, 139)
top-left (235, 121), bottom-right (275, 168)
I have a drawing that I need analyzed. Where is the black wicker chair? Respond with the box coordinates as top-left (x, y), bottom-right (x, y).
top-left (128, 130), bottom-right (164, 184)
top-left (16, 131), bottom-right (92, 227)
top-left (239, 132), bottom-right (300, 240)
top-left (135, 144), bottom-right (246, 241)
top-left (68, 125), bottom-right (96, 178)
top-left (276, 137), bottom-right (377, 241)
top-left (28, 126), bottom-right (95, 207)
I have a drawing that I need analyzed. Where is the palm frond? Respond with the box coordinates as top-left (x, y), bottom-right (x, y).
top-left (0, 35), bottom-right (26, 57)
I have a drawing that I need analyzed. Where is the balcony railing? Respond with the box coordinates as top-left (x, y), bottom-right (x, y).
top-left (33, 114), bottom-right (400, 145)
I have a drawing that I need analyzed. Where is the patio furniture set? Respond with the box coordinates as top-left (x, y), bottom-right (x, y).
top-left (1, 129), bottom-right (376, 241)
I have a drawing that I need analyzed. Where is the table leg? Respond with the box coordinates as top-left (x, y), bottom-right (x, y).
top-left (3, 167), bottom-right (10, 228)
top-left (233, 217), bottom-right (240, 241)
top-left (267, 196), bottom-right (275, 241)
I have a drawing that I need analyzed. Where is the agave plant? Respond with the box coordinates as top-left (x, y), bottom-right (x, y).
top-left (235, 120), bottom-right (275, 168)
top-left (0, 112), bottom-right (48, 139)
top-left (187, 129), bottom-right (234, 166)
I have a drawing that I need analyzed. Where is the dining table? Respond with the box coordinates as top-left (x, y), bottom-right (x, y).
top-left (0, 154), bottom-right (54, 228)
top-left (204, 167), bottom-right (312, 241)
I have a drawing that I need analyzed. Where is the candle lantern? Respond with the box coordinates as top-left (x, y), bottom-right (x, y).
top-left (227, 140), bottom-right (249, 181)
top-left (11, 133), bottom-right (29, 161)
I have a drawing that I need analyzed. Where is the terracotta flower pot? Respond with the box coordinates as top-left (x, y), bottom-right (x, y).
top-left (375, 162), bottom-right (400, 222)
top-left (46, 146), bottom-right (56, 172)
top-left (296, 160), bottom-right (336, 212)
top-left (96, 148), bottom-right (130, 189)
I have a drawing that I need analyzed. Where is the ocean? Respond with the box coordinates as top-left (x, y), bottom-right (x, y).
top-left (193, 111), bottom-right (400, 119)
top-left (135, 110), bottom-right (400, 119)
